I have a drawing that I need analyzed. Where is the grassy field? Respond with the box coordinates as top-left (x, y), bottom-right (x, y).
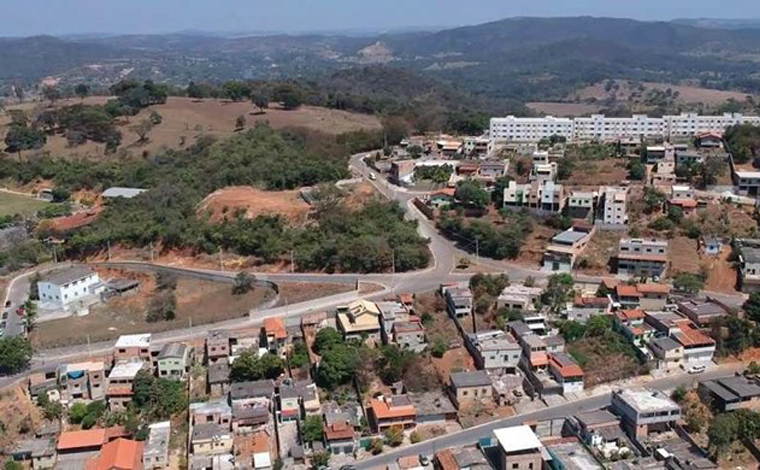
top-left (0, 190), bottom-right (49, 217)
top-left (1, 96), bottom-right (383, 161)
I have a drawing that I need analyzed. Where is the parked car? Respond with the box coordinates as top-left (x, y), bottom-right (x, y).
top-left (4, 300), bottom-right (10, 308)
top-left (368, 173), bottom-right (377, 181)
top-left (688, 364), bottom-right (706, 374)
top-left (16, 307), bottom-right (25, 316)
top-left (2, 311), bottom-right (8, 319)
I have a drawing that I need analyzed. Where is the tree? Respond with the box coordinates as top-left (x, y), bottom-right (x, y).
top-left (748, 361), bottom-right (760, 375)
top-left (697, 156), bottom-right (726, 188)
top-left (672, 272), bottom-right (704, 296)
top-left (232, 272), bottom-right (255, 295)
top-left (455, 180), bottom-right (489, 210)
top-left (313, 327), bottom-right (343, 354)
top-left (280, 89), bottom-right (303, 110)
top-left (29, 272), bottom-right (42, 301)
top-left (235, 115), bottom-right (246, 130)
top-left (375, 345), bottom-right (414, 385)
top-left (628, 161), bottom-right (646, 180)
top-left (430, 337), bottom-right (448, 358)
top-left (745, 291), bottom-right (760, 323)
top-left (252, 95), bottom-right (269, 113)
top-left (671, 385), bottom-right (687, 403)
top-left (643, 187), bottom-right (666, 214)
top-left (559, 320), bottom-right (586, 342)
top-left (230, 351), bottom-right (284, 382)
top-left (68, 402), bottom-right (89, 424)
top-left (370, 438), bottom-right (384, 455)
top-left (132, 371), bottom-right (187, 419)
top-left (316, 344), bottom-right (359, 390)
top-left (146, 290), bottom-right (176, 322)
top-left (302, 415), bottom-right (324, 443)
top-left (23, 298), bottom-right (38, 332)
top-left (131, 119), bottom-right (154, 143)
top-left (156, 272), bottom-right (177, 291)
top-left (42, 86), bottom-right (61, 105)
top-left (311, 452), bottom-right (330, 469)
top-left (75, 84), bottom-right (90, 100)
top-left (708, 413), bottom-right (740, 458)
top-left (4, 124), bottom-right (47, 155)
top-left (0, 336), bottom-right (33, 373)
top-left (541, 273), bottom-right (575, 313)
top-left (384, 426), bottom-right (404, 447)
top-left (4, 461), bottom-right (22, 470)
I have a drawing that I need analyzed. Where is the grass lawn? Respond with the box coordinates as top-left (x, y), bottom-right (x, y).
top-left (0, 190), bottom-right (48, 217)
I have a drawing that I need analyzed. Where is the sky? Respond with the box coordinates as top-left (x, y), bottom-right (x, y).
top-left (5, 0), bottom-right (760, 37)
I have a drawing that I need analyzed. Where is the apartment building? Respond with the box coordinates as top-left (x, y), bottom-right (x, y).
top-left (37, 265), bottom-right (102, 309)
top-left (113, 334), bottom-right (152, 364)
top-left (492, 426), bottom-right (544, 470)
top-left (599, 187), bottom-right (628, 226)
top-left (617, 238), bottom-right (669, 277)
top-left (107, 361), bottom-right (146, 411)
top-left (490, 113), bottom-right (760, 143)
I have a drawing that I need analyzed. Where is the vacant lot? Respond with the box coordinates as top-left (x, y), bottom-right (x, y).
top-left (0, 190), bottom-right (49, 217)
top-left (572, 80), bottom-right (752, 107)
top-left (567, 332), bottom-right (646, 387)
top-left (197, 186), bottom-right (311, 224)
top-left (668, 236), bottom-right (702, 275)
top-left (1, 96), bottom-right (382, 160)
top-left (578, 230), bottom-right (622, 275)
top-left (526, 102), bottom-right (603, 116)
top-left (561, 159), bottom-right (628, 186)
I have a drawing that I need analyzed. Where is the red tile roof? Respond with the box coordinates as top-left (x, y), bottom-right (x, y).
top-left (616, 285), bottom-right (642, 297)
top-left (636, 283), bottom-right (670, 294)
top-left (369, 398), bottom-right (416, 420)
top-left (549, 354), bottom-right (584, 378)
top-left (616, 309), bottom-right (645, 321)
top-left (673, 326), bottom-right (716, 348)
top-left (87, 438), bottom-right (143, 470)
top-left (670, 198), bottom-right (698, 208)
top-left (435, 450), bottom-right (459, 470)
top-left (263, 318), bottom-right (287, 340)
top-left (324, 420), bottom-right (355, 441)
top-left (58, 429), bottom-right (107, 451)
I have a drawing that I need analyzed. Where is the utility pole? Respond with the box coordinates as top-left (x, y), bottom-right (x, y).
top-left (86, 334), bottom-right (91, 357)
top-left (475, 238), bottom-right (480, 265)
top-left (391, 250), bottom-right (396, 295)
top-left (107, 240), bottom-right (112, 261)
top-left (150, 242), bottom-right (154, 262)
top-left (218, 248), bottom-right (223, 271)
top-left (52, 245), bottom-right (57, 263)
top-left (290, 249), bottom-right (295, 274)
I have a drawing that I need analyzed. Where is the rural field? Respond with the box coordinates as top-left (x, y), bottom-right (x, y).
top-left (0, 96), bottom-right (383, 160)
top-left (0, 190), bottom-right (49, 217)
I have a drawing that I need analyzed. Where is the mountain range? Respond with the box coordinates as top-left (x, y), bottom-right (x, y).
top-left (4, 16), bottom-right (760, 103)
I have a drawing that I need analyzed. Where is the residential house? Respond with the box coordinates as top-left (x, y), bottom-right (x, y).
top-left (87, 438), bottom-right (143, 470)
top-left (448, 370), bottom-right (493, 409)
top-left (503, 180), bottom-right (565, 213)
top-left (600, 187), bottom-right (628, 226)
top-left (636, 283), bottom-right (670, 310)
top-left (377, 300), bottom-right (409, 345)
top-left (613, 309), bottom-right (654, 348)
top-left (390, 160), bottom-right (416, 185)
top-left (614, 284), bottom-right (642, 309)
top-left (207, 362), bottom-right (230, 397)
top-left (278, 380), bottom-right (320, 422)
top-left (565, 190), bottom-right (598, 219)
top-left (324, 420), bottom-right (357, 454)
top-left (367, 395), bottom-right (416, 433)
top-left (497, 285), bottom-right (542, 312)
top-left (667, 193), bottom-right (698, 216)
top-left (107, 361), bottom-right (145, 411)
top-left (539, 181), bottom-right (565, 212)
top-left (143, 421), bottom-right (170, 470)
top-left (651, 161), bottom-right (676, 186)
top-left (463, 136), bottom-right (490, 157)
top-left (548, 352), bottom-right (584, 395)
top-left (617, 238), bottom-right (668, 278)
top-left (28, 366), bottom-right (58, 402)
top-left (676, 151), bottom-right (704, 167)
top-left (58, 361), bottom-right (105, 402)
top-left (732, 169), bottom-right (760, 197)
top-left (645, 311), bottom-right (716, 363)
top-left (250, 430), bottom-right (273, 470)
top-left (676, 299), bottom-right (729, 328)
top-left (392, 319), bottom-right (426, 352)
top-left (191, 423), bottom-right (233, 456)
top-left (56, 427), bottom-right (129, 470)
top-left (737, 239), bottom-right (760, 292)
top-left (114, 334), bottom-right (152, 364)
top-left (492, 425), bottom-right (544, 470)
top-left (37, 265), bottom-right (102, 309)
top-left (336, 299), bottom-right (382, 341)
top-left (574, 409), bottom-right (624, 447)
top-left (409, 391), bottom-right (457, 425)
top-left (190, 399), bottom-right (232, 428)
top-left (262, 318), bottom-right (288, 354)
top-left (9, 438), bottom-right (56, 470)
top-left (671, 185), bottom-right (695, 200)
top-left (695, 132), bottom-right (723, 149)
top-left (518, 334), bottom-right (549, 372)
top-left (645, 145), bottom-right (674, 164)
top-left (478, 160), bottom-right (508, 182)
top-left (698, 376), bottom-right (760, 412)
top-left (230, 380), bottom-right (274, 432)
top-left (566, 296), bottom-right (610, 323)
top-left (648, 337), bottom-right (684, 371)
top-left (434, 447), bottom-right (491, 470)
top-left (530, 162), bottom-right (557, 183)
top-left (543, 224), bottom-right (595, 272)
top-left (465, 330), bottom-right (521, 373)
top-left (611, 388), bottom-right (681, 439)
top-left (701, 238), bottom-right (723, 256)
top-left (545, 440), bottom-right (603, 470)
top-left (442, 283), bottom-right (473, 319)
top-left (206, 330), bottom-right (231, 365)
top-left (156, 343), bottom-right (189, 381)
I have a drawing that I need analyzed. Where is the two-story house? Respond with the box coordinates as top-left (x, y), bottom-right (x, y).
top-left (617, 238), bottom-right (669, 278)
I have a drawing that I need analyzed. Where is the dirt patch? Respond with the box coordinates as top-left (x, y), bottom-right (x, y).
top-left (277, 282), bottom-right (354, 305)
top-left (458, 400), bottom-right (515, 429)
top-left (668, 236), bottom-right (703, 275)
top-left (514, 224), bottom-right (555, 268)
top-left (705, 247), bottom-right (739, 294)
top-left (342, 181), bottom-right (380, 210)
top-left (561, 159), bottom-right (629, 186)
top-left (2, 96), bottom-right (382, 161)
top-left (526, 102), bottom-right (604, 116)
top-left (0, 386), bottom-right (40, 452)
top-left (578, 231), bottom-right (622, 275)
top-left (567, 334), bottom-right (646, 387)
top-left (197, 186), bottom-right (311, 224)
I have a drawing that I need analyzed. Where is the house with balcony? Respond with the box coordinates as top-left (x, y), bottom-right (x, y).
top-left (518, 334), bottom-right (549, 372)
top-left (611, 388), bottom-right (681, 439)
top-left (206, 330), bottom-right (231, 365)
top-left (617, 238), bottom-right (669, 278)
top-left (367, 395), bottom-right (416, 433)
top-left (542, 223), bottom-right (595, 272)
top-left (392, 319), bottom-right (426, 352)
top-left (377, 300), bottom-right (409, 345)
top-left (530, 162), bottom-right (557, 183)
top-left (599, 187), bottom-right (629, 226)
top-left (336, 299), bottom-right (382, 342)
top-left (645, 311), bottom-right (715, 364)
top-left (648, 336), bottom-right (684, 371)
top-left (324, 419), bottom-right (357, 455)
top-left (156, 342), bottom-right (189, 381)
top-left (613, 309), bottom-right (655, 348)
top-left (497, 285), bottom-right (542, 312)
top-left (736, 239), bottom-right (760, 293)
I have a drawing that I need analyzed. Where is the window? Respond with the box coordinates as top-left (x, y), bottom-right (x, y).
top-left (512, 464), bottom-right (519, 469)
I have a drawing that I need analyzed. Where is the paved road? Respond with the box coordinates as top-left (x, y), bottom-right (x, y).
top-left (353, 365), bottom-right (742, 470)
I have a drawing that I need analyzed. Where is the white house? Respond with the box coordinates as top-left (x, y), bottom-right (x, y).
top-left (600, 187), bottom-right (628, 225)
top-left (38, 265), bottom-right (103, 308)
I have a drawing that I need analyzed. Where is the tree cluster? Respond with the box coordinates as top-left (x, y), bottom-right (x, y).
top-left (230, 351), bottom-right (285, 382)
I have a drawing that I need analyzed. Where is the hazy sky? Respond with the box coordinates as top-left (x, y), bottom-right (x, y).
top-left (5, 0), bottom-right (760, 36)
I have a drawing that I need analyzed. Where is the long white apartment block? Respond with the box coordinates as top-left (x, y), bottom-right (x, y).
top-left (490, 113), bottom-right (760, 142)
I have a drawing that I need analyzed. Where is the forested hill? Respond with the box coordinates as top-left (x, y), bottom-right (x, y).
top-left (5, 17), bottom-right (760, 102)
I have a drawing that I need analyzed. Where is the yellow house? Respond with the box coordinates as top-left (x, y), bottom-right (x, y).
top-left (336, 300), bottom-right (382, 341)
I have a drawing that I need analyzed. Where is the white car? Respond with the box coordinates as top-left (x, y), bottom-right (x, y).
top-left (687, 364), bottom-right (706, 374)
top-left (368, 173), bottom-right (377, 181)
